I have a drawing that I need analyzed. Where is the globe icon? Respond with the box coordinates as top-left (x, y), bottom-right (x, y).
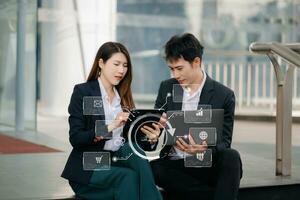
top-left (199, 131), bottom-right (208, 140)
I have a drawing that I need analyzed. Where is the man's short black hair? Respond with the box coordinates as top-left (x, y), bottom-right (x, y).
top-left (164, 33), bottom-right (204, 63)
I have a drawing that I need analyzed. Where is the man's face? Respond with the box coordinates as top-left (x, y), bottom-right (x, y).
top-left (167, 57), bottom-right (200, 85)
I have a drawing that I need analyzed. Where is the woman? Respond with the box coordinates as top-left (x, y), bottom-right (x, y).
top-left (61, 42), bottom-right (162, 200)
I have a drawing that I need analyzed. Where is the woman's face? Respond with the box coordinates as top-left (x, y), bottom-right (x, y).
top-left (100, 52), bottom-right (128, 86)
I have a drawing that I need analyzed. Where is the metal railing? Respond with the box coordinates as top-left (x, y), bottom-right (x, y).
top-left (135, 62), bottom-right (300, 119)
top-left (201, 62), bottom-right (300, 112)
top-left (250, 42), bottom-right (300, 176)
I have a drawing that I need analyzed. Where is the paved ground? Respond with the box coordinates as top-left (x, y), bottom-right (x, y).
top-left (0, 115), bottom-right (300, 199)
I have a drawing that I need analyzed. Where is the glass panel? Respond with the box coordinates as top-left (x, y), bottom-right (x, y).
top-left (0, 0), bottom-right (37, 130)
top-left (0, 0), bottom-right (18, 127)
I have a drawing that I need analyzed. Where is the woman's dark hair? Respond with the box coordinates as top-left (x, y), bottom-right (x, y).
top-left (87, 42), bottom-right (135, 109)
top-left (164, 33), bottom-right (204, 64)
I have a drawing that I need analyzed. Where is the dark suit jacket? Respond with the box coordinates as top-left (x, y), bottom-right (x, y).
top-left (61, 80), bottom-right (152, 184)
top-left (61, 80), bottom-right (110, 185)
top-left (154, 75), bottom-right (235, 157)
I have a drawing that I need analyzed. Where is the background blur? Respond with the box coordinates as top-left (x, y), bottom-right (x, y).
top-left (1, 0), bottom-right (300, 131)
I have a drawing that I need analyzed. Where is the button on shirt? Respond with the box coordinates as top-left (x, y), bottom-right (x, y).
top-left (98, 78), bottom-right (124, 152)
top-left (171, 69), bottom-right (207, 159)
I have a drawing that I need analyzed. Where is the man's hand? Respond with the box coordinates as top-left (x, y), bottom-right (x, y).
top-left (140, 112), bottom-right (167, 144)
top-left (158, 112), bottom-right (167, 128)
top-left (175, 135), bottom-right (208, 154)
top-left (140, 123), bottom-right (160, 144)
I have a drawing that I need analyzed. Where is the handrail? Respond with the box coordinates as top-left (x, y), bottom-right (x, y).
top-left (249, 42), bottom-right (299, 176)
top-left (249, 42), bottom-right (300, 68)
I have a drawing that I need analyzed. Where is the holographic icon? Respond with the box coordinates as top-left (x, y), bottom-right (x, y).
top-left (196, 152), bottom-right (204, 161)
top-left (113, 137), bottom-right (125, 146)
top-left (196, 108), bottom-right (203, 117)
top-left (93, 99), bottom-right (102, 108)
top-left (83, 96), bottom-right (104, 115)
top-left (184, 149), bottom-right (212, 168)
top-left (189, 127), bottom-right (217, 146)
top-left (83, 152), bottom-right (110, 171)
top-left (95, 155), bottom-right (103, 164)
top-left (199, 131), bottom-right (208, 141)
top-left (184, 105), bottom-right (212, 123)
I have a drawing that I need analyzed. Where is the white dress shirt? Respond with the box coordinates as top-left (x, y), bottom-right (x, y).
top-left (98, 78), bottom-right (124, 152)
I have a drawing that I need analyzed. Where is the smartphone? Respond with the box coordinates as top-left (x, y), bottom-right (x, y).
top-left (175, 135), bottom-right (190, 144)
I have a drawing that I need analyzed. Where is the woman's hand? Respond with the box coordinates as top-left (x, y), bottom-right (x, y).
top-left (108, 112), bottom-right (130, 132)
top-left (175, 135), bottom-right (208, 154)
top-left (93, 136), bottom-right (104, 143)
top-left (93, 112), bottom-right (129, 143)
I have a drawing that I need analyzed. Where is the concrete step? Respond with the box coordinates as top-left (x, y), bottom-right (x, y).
top-left (52, 183), bottom-right (300, 200)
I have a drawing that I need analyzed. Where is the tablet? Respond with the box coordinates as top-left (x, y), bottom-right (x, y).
top-left (165, 109), bottom-right (224, 146)
top-left (123, 109), bottom-right (165, 141)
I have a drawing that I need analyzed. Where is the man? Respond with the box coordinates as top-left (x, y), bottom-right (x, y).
top-left (142, 33), bottom-right (242, 200)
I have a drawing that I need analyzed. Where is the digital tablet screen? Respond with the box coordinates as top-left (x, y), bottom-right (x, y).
top-left (123, 109), bottom-right (165, 140)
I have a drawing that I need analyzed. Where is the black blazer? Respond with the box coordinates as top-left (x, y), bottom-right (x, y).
top-left (61, 80), bottom-right (110, 184)
top-left (155, 75), bottom-right (235, 156)
top-left (61, 80), bottom-right (152, 184)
